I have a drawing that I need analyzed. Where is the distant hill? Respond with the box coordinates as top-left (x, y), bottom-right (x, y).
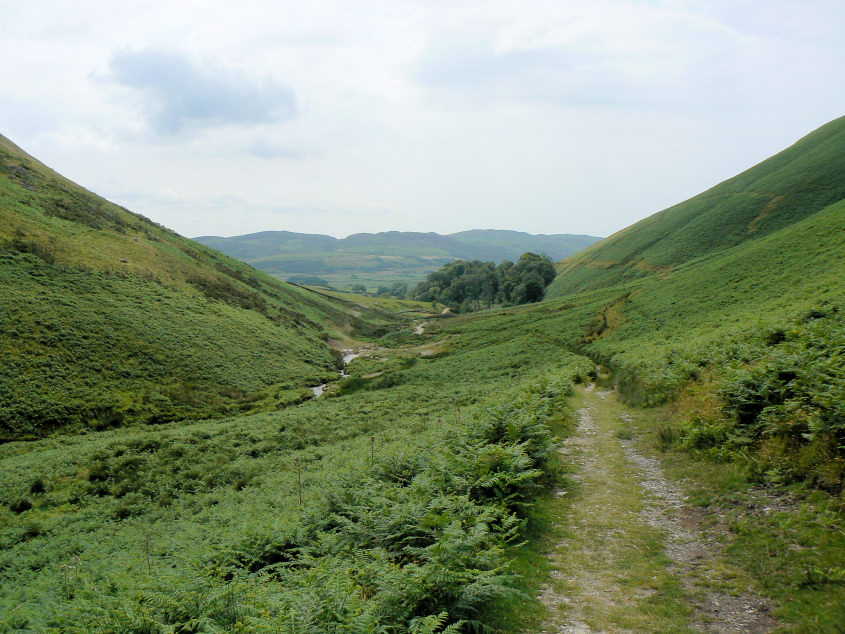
top-left (548, 115), bottom-right (845, 296)
top-left (0, 134), bottom-right (411, 438)
top-left (194, 229), bottom-right (601, 291)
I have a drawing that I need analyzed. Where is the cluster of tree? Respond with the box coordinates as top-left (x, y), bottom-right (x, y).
top-left (348, 281), bottom-right (409, 298)
top-left (375, 281), bottom-right (408, 298)
top-left (287, 275), bottom-right (332, 287)
top-left (409, 252), bottom-right (556, 312)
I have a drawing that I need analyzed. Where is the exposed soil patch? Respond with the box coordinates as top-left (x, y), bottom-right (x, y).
top-left (748, 195), bottom-right (784, 233)
top-left (581, 294), bottom-right (632, 344)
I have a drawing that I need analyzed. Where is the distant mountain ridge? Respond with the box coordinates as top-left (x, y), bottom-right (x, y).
top-left (194, 229), bottom-right (601, 290)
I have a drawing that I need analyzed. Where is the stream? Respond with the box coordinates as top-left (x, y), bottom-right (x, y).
top-left (311, 349), bottom-right (364, 398)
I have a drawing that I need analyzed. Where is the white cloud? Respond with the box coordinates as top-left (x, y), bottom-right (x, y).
top-left (105, 49), bottom-right (297, 136)
top-left (0, 0), bottom-right (843, 239)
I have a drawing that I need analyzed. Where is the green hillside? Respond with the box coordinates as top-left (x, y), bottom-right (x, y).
top-left (195, 229), bottom-right (601, 291)
top-left (0, 135), bottom-right (421, 438)
top-left (576, 198), bottom-right (844, 399)
top-left (549, 115), bottom-right (845, 296)
top-left (0, 118), bottom-right (843, 632)
top-left (540, 118), bottom-right (845, 488)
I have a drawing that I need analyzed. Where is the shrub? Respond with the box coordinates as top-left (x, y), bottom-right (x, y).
top-left (9, 498), bottom-right (32, 514)
top-left (200, 372), bottom-right (574, 631)
top-left (29, 478), bottom-right (46, 495)
top-left (677, 307), bottom-right (844, 488)
top-left (655, 424), bottom-right (679, 452)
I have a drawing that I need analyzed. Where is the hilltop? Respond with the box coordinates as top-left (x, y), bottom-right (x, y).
top-left (195, 228), bottom-right (600, 290)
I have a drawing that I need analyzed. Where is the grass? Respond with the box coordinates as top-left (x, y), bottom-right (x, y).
top-left (500, 378), bottom-right (842, 631)
top-left (0, 285), bottom-right (595, 630)
top-left (536, 194), bottom-right (845, 487)
top-left (1, 115), bottom-right (844, 631)
top-left (615, 399), bottom-right (845, 632)
top-left (549, 115), bottom-right (845, 296)
top-left (0, 133), bottom-right (438, 437)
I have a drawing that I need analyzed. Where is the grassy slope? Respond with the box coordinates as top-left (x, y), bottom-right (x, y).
top-left (485, 118), bottom-right (843, 629)
top-left (4, 288), bottom-right (836, 630)
top-left (583, 199), bottom-right (845, 401)
top-left (518, 119), bottom-right (844, 628)
top-left (537, 116), bottom-right (845, 416)
top-left (1, 115), bottom-right (843, 631)
top-left (548, 115), bottom-right (845, 296)
top-left (195, 229), bottom-right (601, 291)
top-left (0, 134), bottom-right (419, 437)
top-left (0, 294), bottom-right (595, 631)
top-left (538, 119), bottom-right (844, 491)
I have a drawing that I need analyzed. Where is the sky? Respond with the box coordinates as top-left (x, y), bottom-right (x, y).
top-left (1, 1), bottom-right (843, 239)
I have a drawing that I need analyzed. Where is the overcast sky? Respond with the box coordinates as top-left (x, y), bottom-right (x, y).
top-left (1, 1), bottom-right (843, 239)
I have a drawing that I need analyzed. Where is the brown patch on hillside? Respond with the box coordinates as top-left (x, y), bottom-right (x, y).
top-left (748, 195), bottom-right (784, 233)
top-left (633, 259), bottom-right (673, 275)
top-left (582, 292), bottom-right (632, 344)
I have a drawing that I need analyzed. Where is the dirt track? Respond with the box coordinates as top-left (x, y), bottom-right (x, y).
top-left (535, 385), bottom-right (776, 633)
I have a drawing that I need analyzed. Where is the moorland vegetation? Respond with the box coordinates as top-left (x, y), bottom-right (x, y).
top-left (0, 133), bottom-right (434, 439)
top-left (0, 117), bottom-right (843, 631)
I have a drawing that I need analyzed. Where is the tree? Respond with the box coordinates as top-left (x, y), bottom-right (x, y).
top-left (389, 281), bottom-right (408, 299)
top-left (514, 273), bottom-right (545, 304)
top-left (410, 252), bottom-right (556, 314)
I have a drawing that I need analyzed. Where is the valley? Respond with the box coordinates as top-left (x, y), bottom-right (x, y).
top-left (1, 117), bottom-right (843, 631)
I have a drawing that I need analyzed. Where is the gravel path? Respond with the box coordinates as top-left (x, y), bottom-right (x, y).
top-left (535, 385), bottom-right (777, 633)
top-left (619, 427), bottom-right (776, 632)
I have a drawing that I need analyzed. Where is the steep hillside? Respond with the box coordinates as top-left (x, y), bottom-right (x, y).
top-left (195, 228), bottom-right (601, 290)
top-left (549, 115), bottom-right (845, 296)
top-left (540, 116), bottom-right (845, 489)
top-left (0, 135), bottom-right (413, 438)
top-left (581, 199), bottom-right (844, 399)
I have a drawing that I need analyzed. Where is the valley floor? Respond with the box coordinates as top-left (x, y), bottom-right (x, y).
top-left (534, 385), bottom-right (779, 633)
top-left (2, 310), bottom-right (841, 631)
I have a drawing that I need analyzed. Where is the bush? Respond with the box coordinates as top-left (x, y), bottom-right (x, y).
top-left (655, 424), bottom-right (679, 452)
top-left (196, 372), bottom-right (574, 631)
top-left (678, 307), bottom-right (844, 489)
top-left (9, 498), bottom-right (32, 514)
